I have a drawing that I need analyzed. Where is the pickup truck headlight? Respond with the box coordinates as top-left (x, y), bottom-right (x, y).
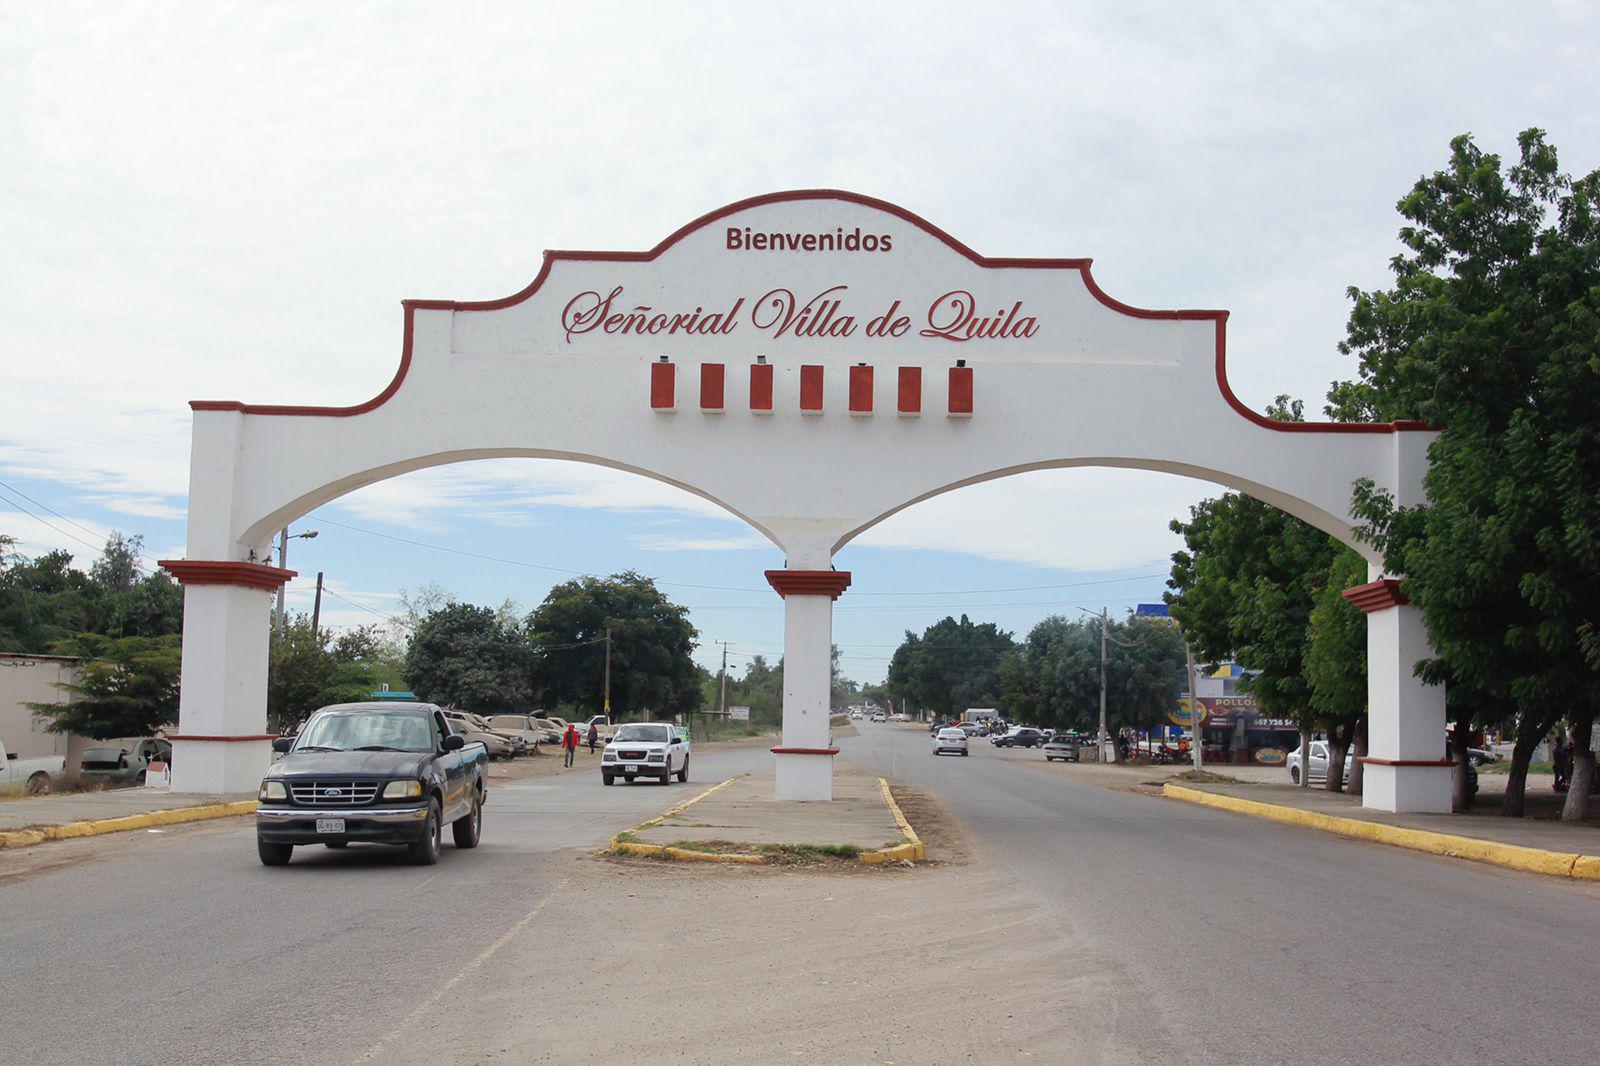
top-left (602, 751), bottom-right (616, 761)
top-left (647, 752), bottom-right (666, 762)
top-left (259, 780), bottom-right (286, 801)
top-left (382, 779), bottom-right (423, 799)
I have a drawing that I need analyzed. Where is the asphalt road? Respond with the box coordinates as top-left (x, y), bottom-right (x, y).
top-left (838, 722), bottom-right (1600, 1065)
top-left (0, 743), bottom-right (771, 1066)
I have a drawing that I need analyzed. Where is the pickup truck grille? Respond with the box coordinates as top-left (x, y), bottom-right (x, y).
top-left (618, 750), bottom-right (647, 760)
top-left (289, 781), bottom-right (379, 806)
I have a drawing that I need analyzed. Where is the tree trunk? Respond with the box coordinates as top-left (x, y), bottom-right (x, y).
top-left (1324, 719), bottom-right (1356, 793)
top-left (1561, 713), bottom-right (1594, 824)
top-left (1501, 738), bottom-right (1535, 818)
top-left (1451, 725), bottom-right (1473, 812)
top-left (1347, 714), bottom-right (1367, 797)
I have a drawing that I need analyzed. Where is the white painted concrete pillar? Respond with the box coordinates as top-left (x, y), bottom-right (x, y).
top-left (159, 562), bottom-right (292, 794)
top-left (1345, 575), bottom-right (1451, 813)
top-left (766, 568), bottom-right (850, 801)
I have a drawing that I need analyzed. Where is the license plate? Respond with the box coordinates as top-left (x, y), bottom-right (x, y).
top-left (316, 818), bottom-right (346, 834)
top-left (631, 764), bottom-right (651, 772)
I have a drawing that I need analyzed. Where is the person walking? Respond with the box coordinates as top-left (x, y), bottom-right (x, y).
top-left (1553, 734), bottom-right (1572, 792)
top-left (562, 723), bottom-right (579, 768)
top-left (586, 721), bottom-right (599, 754)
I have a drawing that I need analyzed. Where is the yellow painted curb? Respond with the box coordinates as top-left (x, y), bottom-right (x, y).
top-left (859, 778), bottom-right (926, 864)
top-left (608, 774), bottom-right (764, 863)
top-left (1164, 784), bottom-right (1600, 881)
top-left (0, 800), bottom-right (259, 850)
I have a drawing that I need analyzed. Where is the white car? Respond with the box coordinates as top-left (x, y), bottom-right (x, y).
top-left (870, 711), bottom-right (887, 723)
top-left (933, 727), bottom-right (969, 756)
top-left (1287, 740), bottom-right (1354, 785)
top-left (0, 738), bottom-right (63, 794)
top-left (485, 714), bottom-right (544, 752)
top-left (602, 722), bottom-right (691, 785)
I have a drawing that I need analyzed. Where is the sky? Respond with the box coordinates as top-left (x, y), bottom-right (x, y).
top-left (3, 2), bottom-right (1596, 685)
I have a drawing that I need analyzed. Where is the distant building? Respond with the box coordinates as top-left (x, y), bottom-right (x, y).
top-left (0, 652), bottom-right (105, 770)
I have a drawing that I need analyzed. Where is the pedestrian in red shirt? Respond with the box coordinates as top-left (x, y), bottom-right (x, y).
top-left (562, 723), bottom-right (580, 768)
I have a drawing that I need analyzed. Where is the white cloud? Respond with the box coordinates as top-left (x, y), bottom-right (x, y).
top-left (629, 532), bottom-right (772, 553)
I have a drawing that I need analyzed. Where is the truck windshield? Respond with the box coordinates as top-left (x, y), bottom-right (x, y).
top-left (298, 713), bottom-right (432, 752)
top-left (614, 724), bottom-right (671, 743)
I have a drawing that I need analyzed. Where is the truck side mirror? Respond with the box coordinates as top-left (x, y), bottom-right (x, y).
top-left (442, 734), bottom-right (465, 752)
top-left (272, 737), bottom-right (295, 753)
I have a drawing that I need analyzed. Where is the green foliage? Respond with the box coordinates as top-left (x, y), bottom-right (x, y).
top-left (27, 633), bottom-right (182, 738)
top-left (1305, 550), bottom-right (1369, 725)
top-left (1335, 130), bottom-right (1600, 750)
top-left (525, 572), bottom-right (701, 717)
top-left (999, 614), bottom-right (1186, 731)
top-left (885, 615), bottom-right (1015, 719)
top-left (405, 601), bottom-right (532, 713)
top-left (0, 532), bottom-right (182, 652)
top-left (1167, 483), bottom-right (1349, 722)
top-left (266, 615), bottom-right (381, 733)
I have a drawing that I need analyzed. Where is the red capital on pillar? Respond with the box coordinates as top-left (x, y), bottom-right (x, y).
top-left (764, 569), bottom-right (851, 599)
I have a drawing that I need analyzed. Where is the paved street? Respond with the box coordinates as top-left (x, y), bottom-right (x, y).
top-left (839, 722), bottom-right (1600, 1063)
top-left (2, 725), bottom-right (1597, 1064)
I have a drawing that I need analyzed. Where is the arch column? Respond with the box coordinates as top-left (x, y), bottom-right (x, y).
top-left (1344, 577), bottom-right (1451, 813)
top-left (158, 560), bottom-right (293, 794)
top-left (766, 568), bottom-right (850, 801)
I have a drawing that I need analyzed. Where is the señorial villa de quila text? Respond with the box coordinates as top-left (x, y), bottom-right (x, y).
top-left (561, 285), bottom-right (1041, 344)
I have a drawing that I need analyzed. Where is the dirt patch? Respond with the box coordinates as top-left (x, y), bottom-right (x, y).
top-left (885, 781), bottom-right (967, 865)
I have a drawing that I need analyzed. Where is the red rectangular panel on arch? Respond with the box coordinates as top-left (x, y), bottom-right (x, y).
top-left (800, 365), bottom-right (824, 413)
top-left (700, 363), bottom-right (725, 411)
top-left (948, 365), bottom-right (973, 417)
top-left (898, 366), bottom-right (921, 415)
top-left (849, 365), bottom-right (873, 414)
top-left (750, 361), bottom-right (774, 413)
top-left (650, 361), bottom-right (675, 411)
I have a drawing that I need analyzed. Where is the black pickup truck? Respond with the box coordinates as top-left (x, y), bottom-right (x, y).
top-left (256, 702), bottom-right (487, 866)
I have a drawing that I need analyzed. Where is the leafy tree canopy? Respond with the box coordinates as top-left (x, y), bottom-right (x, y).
top-left (885, 615), bottom-right (1015, 719)
top-left (405, 601), bottom-right (533, 713)
top-left (27, 633), bottom-right (181, 738)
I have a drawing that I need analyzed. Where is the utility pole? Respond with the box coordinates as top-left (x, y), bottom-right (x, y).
top-left (273, 527), bottom-right (289, 642)
top-left (603, 626), bottom-right (613, 720)
top-left (311, 572), bottom-right (324, 641)
top-left (1185, 641), bottom-right (1203, 773)
top-left (1099, 607), bottom-right (1110, 763)
top-left (718, 641), bottom-right (729, 716)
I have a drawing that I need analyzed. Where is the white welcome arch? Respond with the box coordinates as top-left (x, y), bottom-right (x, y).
top-left (162, 191), bottom-right (1450, 812)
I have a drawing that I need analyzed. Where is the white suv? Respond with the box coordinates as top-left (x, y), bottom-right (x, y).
top-left (602, 723), bottom-right (691, 785)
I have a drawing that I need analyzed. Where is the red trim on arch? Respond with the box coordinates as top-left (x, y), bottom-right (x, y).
top-left (183, 189), bottom-right (1437, 434)
top-left (159, 560), bottom-right (296, 590)
top-left (167, 733), bottom-right (278, 743)
top-left (1342, 579), bottom-right (1409, 613)
top-left (770, 747), bottom-right (840, 756)
top-left (765, 569), bottom-right (852, 599)
top-left (1358, 757), bottom-right (1454, 767)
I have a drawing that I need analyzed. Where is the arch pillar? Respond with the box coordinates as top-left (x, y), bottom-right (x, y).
top-left (1345, 576), bottom-right (1452, 813)
top-left (766, 568), bottom-right (850, 801)
top-left (158, 560), bottom-right (292, 794)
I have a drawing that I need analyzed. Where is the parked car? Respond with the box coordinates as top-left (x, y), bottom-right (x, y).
top-left (992, 727), bottom-right (1046, 749)
top-left (444, 714), bottom-right (517, 760)
top-left (484, 715), bottom-right (544, 752)
top-left (255, 702), bottom-right (487, 866)
top-left (1287, 740), bottom-right (1358, 785)
top-left (78, 738), bottom-right (172, 786)
top-left (1468, 747), bottom-right (1498, 766)
top-left (582, 715), bottom-right (618, 743)
top-left (957, 722), bottom-right (982, 737)
top-left (0, 738), bottom-right (63, 794)
top-left (933, 727), bottom-right (969, 757)
top-left (530, 715), bottom-right (567, 745)
top-left (601, 722), bottom-right (691, 785)
top-left (1042, 733), bottom-right (1080, 762)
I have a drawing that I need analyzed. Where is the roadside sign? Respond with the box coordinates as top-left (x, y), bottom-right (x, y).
top-left (729, 706), bottom-right (750, 721)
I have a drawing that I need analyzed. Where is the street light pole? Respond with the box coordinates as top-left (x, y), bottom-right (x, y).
top-left (274, 527), bottom-right (289, 641)
top-left (1099, 606), bottom-right (1110, 763)
top-left (311, 571), bottom-right (324, 641)
top-left (603, 626), bottom-right (613, 719)
top-left (1186, 642), bottom-right (1203, 774)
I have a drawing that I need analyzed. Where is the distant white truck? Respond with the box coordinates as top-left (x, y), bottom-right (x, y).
top-left (0, 739), bottom-right (64, 795)
top-left (963, 708), bottom-right (1000, 724)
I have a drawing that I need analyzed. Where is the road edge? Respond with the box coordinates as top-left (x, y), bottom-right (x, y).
top-left (858, 777), bottom-right (926, 864)
top-left (609, 773), bottom-right (765, 863)
top-left (1164, 783), bottom-right (1600, 881)
top-left (0, 800), bottom-right (259, 849)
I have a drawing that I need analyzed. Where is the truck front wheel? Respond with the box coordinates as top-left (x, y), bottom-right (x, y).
top-left (409, 798), bottom-right (442, 865)
top-left (602, 771), bottom-right (615, 786)
top-left (26, 771), bottom-right (51, 795)
top-left (257, 838), bottom-right (293, 866)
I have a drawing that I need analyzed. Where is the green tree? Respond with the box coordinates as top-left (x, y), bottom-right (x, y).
top-left (267, 614), bottom-right (380, 734)
top-left (525, 572), bottom-right (701, 718)
top-left (1305, 550), bottom-right (1371, 793)
top-left (28, 633), bottom-right (182, 738)
top-left (405, 602), bottom-right (532, 712)
top-left (0, 546), bottom-right (98, 651)
top-left (1333, 130), bottom-right (1600, 818)
top-left (885, 615), bottom-right (1015, 720)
